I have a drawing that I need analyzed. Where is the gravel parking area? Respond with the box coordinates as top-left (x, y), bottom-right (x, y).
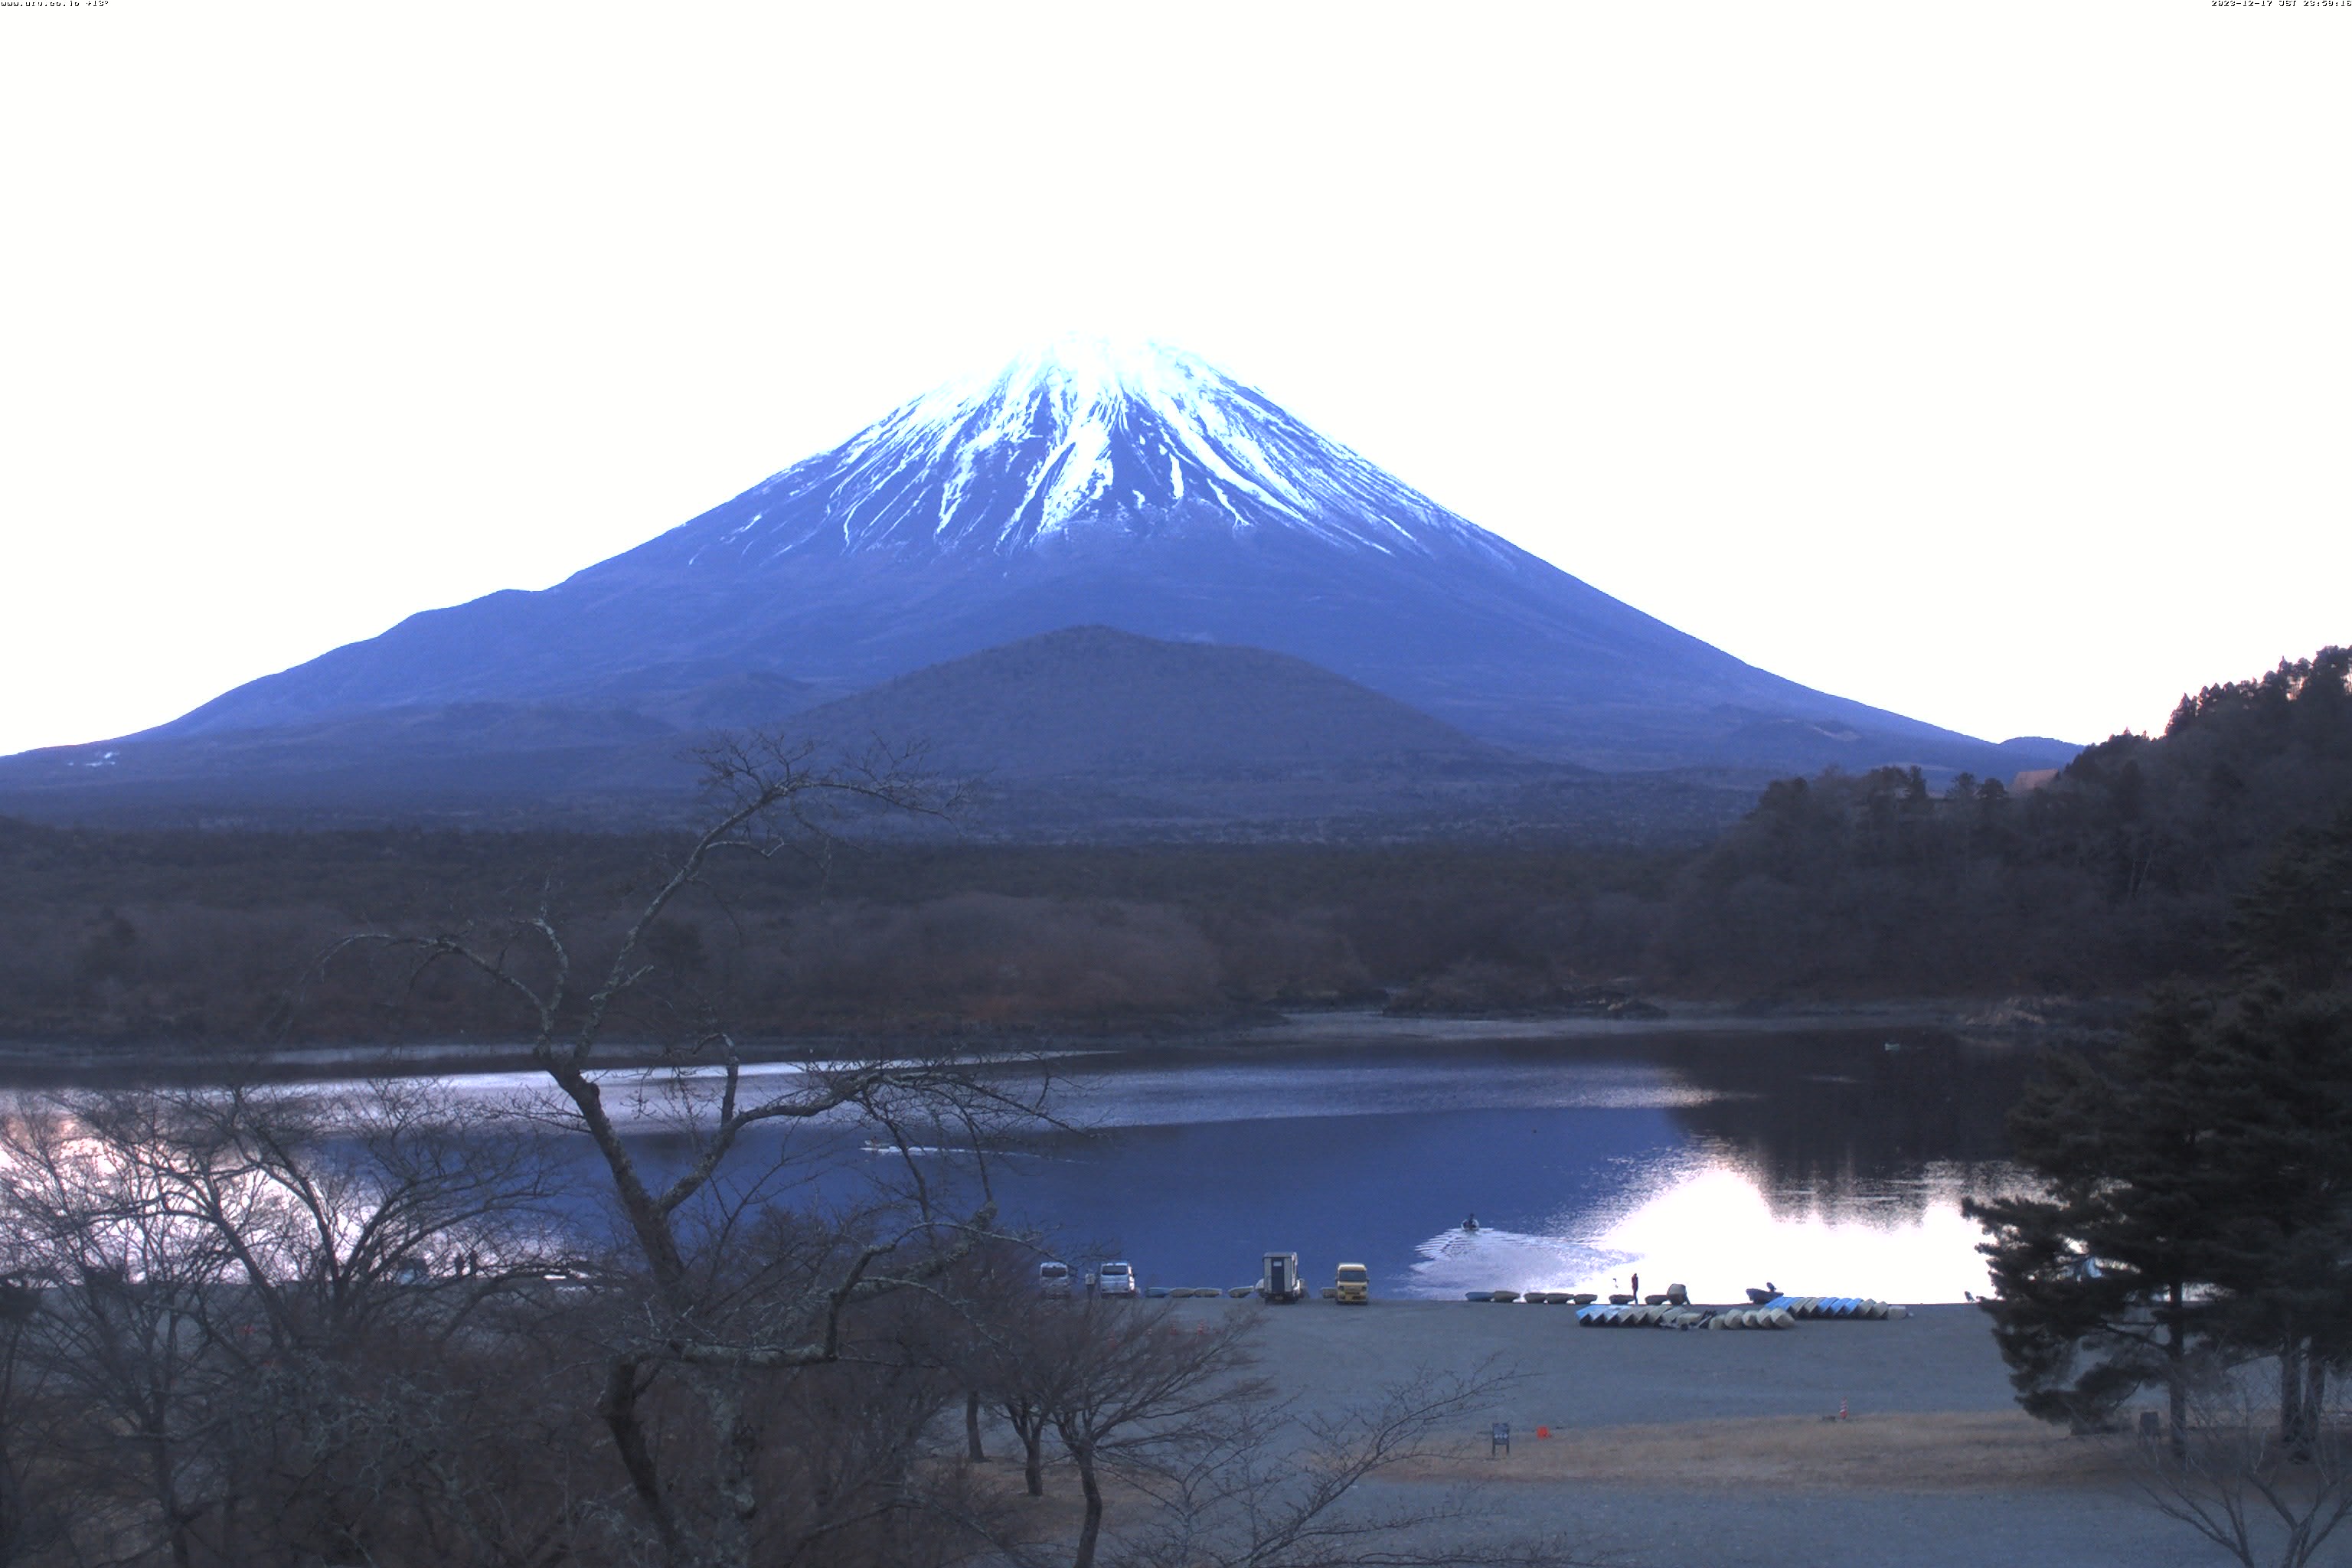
top-left (1139, 1297), bottom-right (2246, 1567)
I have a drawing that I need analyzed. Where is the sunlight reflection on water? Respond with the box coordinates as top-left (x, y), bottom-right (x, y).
top-left (1408, 1155), bottom-right (2020, 1303)
top-left (960, 1032), bottom-right (2042, 1304)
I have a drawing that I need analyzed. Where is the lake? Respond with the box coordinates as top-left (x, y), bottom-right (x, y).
top-left (978, 1024), bottom-right (2036, 1303)
top-left (466, 1018), bottom-right (2046, 1305)
top-left (23, 1018), bottom-right (2044, 1304)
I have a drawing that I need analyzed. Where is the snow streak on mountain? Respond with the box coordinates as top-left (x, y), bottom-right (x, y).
top-left (685, 337), bottom-right (1507, 564)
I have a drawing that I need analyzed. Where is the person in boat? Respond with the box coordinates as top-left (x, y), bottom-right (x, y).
top-left (1462, 1214), bottom-right (1479, 1232)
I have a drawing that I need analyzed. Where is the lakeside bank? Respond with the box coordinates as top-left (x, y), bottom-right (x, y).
top-left (0, 997), bottom-right (2117, 1089)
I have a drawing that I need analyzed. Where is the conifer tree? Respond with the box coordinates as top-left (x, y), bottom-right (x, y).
top-left (2188, 990), bottom-right (2352, 1454)
top-left (1973, 810), bottom-right (2352, 1449)
top-left (2229, 806), bottom-right (2352, 995)
top-left (1965, 993), bottom-right (2226, 1444)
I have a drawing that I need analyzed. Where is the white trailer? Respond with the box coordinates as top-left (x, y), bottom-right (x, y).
top-left (1258, 1251), bottom-right (1307, 1303)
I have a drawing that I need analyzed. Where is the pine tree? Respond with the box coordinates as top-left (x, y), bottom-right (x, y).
top-left (1965, 993), bottom-right (2227, 1443)
top-left (2188, 989), bottom-right (2352, 1454)
top-left (1972, 809), bottom-right (2352, 1449)
top-left (2229, 806), bottom-right (2352, 995)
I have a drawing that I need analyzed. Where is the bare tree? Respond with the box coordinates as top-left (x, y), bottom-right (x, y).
top-left (133, 1082), bottom-right (574, 1567)
top-left (1110, 1361), bottom-right (1590, 1568)
top-left (0, 1082), bottom-right (583, 1568)
top-left (318, 733), bottom-right (1051, 1568)
top-left (0, 1097), bottom-right (247, 1567)
top-left (0, 1261), bottom-right (70, 1565)
top-left (923, 1239), bottom-right (1063, 1496)
top-left (95, 1082), bottom-right (564, 1351)
top-left (1027, 1303), bottom-right (1264, 1568)
top-left (985, 1313), bottom-right (1060, 1499)
top-left (2138, 1359), bottom-right (2352, 1568)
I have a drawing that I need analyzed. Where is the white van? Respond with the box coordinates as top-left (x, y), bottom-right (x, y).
top-left (1037, 1260), bottom-right (1072, 1296)
top-left (1096, 1260), bottom-right (1138, 1298)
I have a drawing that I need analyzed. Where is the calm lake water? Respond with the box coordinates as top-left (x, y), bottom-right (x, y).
top-left (418, 1020), bottom-right (2045, 1305)
top-left (975, 1027), bottom-right (2035, 1303)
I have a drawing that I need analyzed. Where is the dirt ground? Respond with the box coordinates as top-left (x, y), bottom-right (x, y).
top-left (1017, 1297), bottom-right (2257, 1567)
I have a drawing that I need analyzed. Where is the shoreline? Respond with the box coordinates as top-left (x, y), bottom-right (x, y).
top-left (0, 996), bottom-right (2116, 1089)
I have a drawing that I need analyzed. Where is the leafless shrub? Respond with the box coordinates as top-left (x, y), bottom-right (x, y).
top-left (1108, 1360), bottom-right (1593, 1568)
top-left (2137, 1361), bottom-right (2352, 1568)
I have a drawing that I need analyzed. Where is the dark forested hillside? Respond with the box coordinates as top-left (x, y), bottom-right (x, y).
top-left (2, 648), bottom-right (2344, 1051)
top-left (1649, 648), bottom-right (2352, 996)
top-left (0, 823), bottom-right (1677, 1049)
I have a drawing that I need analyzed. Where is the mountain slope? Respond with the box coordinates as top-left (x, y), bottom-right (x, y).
top-left (2, 630), bottom-right (1738, 839)
top-left (785, 626), bottom-right (1514, 778)
top-left (38, 338), bottom-right (2071, 799)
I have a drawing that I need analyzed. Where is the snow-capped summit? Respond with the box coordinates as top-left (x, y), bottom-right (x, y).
top-left (686, 336), bottom-right (1497, 563)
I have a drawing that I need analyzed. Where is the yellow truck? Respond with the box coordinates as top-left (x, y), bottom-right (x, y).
top-left (1333, 1262), bottom-right (1370, 1305)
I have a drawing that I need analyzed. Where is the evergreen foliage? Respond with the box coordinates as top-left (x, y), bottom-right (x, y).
top-left (1968, 798), bottom-right (2352, 1446)
top-left (1965, 993), bottom-right (2223, 1438)
top-left (1656, 648), bottom-right (2352, 995)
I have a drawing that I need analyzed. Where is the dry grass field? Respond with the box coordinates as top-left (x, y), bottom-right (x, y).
top-left (1402, 1409), bottom-right (2140, 1493)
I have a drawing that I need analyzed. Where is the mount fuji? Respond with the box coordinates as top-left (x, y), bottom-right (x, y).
top-left (3, 338), bottom-right (2069, 826)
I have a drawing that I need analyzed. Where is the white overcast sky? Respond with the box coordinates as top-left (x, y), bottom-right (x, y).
top-left (2, 2), bottom-right (2347, 758)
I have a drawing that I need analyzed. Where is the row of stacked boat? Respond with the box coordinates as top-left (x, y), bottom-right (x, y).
top-left (1455, 1289), bottom-right (1910, 1323)
top-left (1569, 1295), bottom-right (1909, 1328)
top-left (1759, 1295), bottom-right (1908, 1320)
top-left (1576, 1303), bottom-right (1796, 1329)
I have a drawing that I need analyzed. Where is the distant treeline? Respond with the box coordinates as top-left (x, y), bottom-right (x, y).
top-left (1651, 646), bottom-right (2352, 998)
top-left (5, 648), bottom-right (2347, 1046)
